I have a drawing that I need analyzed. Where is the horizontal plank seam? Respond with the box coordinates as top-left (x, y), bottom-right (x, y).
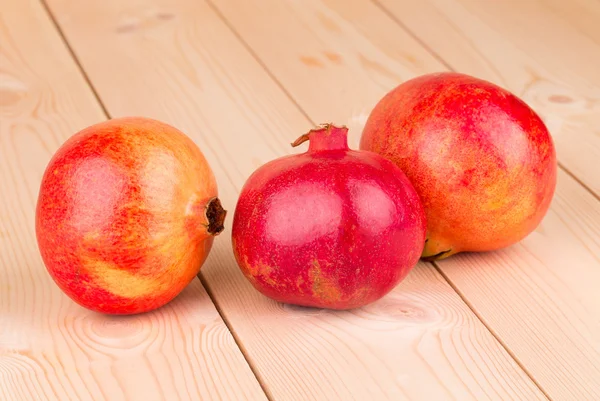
top-left (432, 262), bottom-right (553, 401)
top-left (204, 0), bottom-right (317, 127)
top-left (36, 2), bottom-right (271, 400)
top-left (557, 162), bottom-right (600, 202)
top-left (198, 274), bottom-right (275, 401)
top-left (39, 0), bottom-right (111, 119)
top-left (371, 0), bottom-right (454, 70)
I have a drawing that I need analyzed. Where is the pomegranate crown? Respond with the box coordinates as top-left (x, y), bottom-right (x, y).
top-left (291, 123), bottom-right (350, 152)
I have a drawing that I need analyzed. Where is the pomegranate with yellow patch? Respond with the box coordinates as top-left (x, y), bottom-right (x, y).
top-left (360, 72), bottom-right (557, 260)
top-left (35, 117), bottom-right (226, 314)
top-left (232, 124), bottom-right (426, 310)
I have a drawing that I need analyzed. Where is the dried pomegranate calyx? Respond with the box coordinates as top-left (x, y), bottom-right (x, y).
top-left (291, 123), bottom-right (350, 152)
top-left (206, 197), bottom-right (227, 235)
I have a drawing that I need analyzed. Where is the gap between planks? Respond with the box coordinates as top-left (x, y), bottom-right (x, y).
top-left (37, 0), bottom-right (273, 399)
top-left (555, 163), bottom-right (600, 204)
top-left (371, 0), bottom-right (454, 72)
top-left (197, 274), bottom-right (275, 401)
top-left (431, 261), bottom-right (554, 401)
top-left (39, 0), bottom-right (110, 118)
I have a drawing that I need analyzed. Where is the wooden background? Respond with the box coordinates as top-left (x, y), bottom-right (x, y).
top-left (1, 0), bottom-right (599, 400)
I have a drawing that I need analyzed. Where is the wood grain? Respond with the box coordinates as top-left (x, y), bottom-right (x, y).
top-left (203, 0), bottom-right (600, 399)
top-left (542, 0), bottom-right (600, 44)
top-left (0, 1), bottom-right (267, 400)
top-left (43, 0), bottom-right (549, 399)
top-left (372, 1), bottom-right (600, 398)
top-left (377, 0), bottom-right (600, 197)
top-left (212, 0), bottom-right (445, 147)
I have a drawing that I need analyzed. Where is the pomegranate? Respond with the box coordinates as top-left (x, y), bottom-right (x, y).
top-left (36, 117), bottom-right (226, 314)
top-left (360, 72), bottom-right (557, 260)
top-left (231, 124), bottom-right (426, 310)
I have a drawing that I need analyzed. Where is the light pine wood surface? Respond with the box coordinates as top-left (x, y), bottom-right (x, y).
top-left (201, 0), bottom-right (600, 398)
top-left (1, 0), bottom-right (598, 400)
top-left (0, 1), bottom-right (267, 400)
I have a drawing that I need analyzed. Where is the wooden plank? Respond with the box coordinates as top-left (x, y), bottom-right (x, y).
top-left (542, 0), bottom-right (600, 44)
top-left (213, 0), bottom-right (446, 146)
top-left (371, 2), bottom-right (600, 399)
top-left (44, 0), bottom-right (548, 399)
top-left (202, 0), bottom-right (599, 399)
top-left (376, 0), bottom-right (600, 197)
top-left (0, 1), bottom-right (267, 400)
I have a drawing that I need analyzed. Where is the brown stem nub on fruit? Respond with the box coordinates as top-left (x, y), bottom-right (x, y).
top-left (291, 123), bottom-right (350, 152)
top-left (206, 197), bottom-right (227, 235)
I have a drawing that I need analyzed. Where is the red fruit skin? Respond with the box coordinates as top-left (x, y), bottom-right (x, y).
top-left (232, 125), bottom-right (426, 310)
top-left (35, 117), bottom-right (223, 314)
top-left (360, 72), bottom-right (557, 259)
